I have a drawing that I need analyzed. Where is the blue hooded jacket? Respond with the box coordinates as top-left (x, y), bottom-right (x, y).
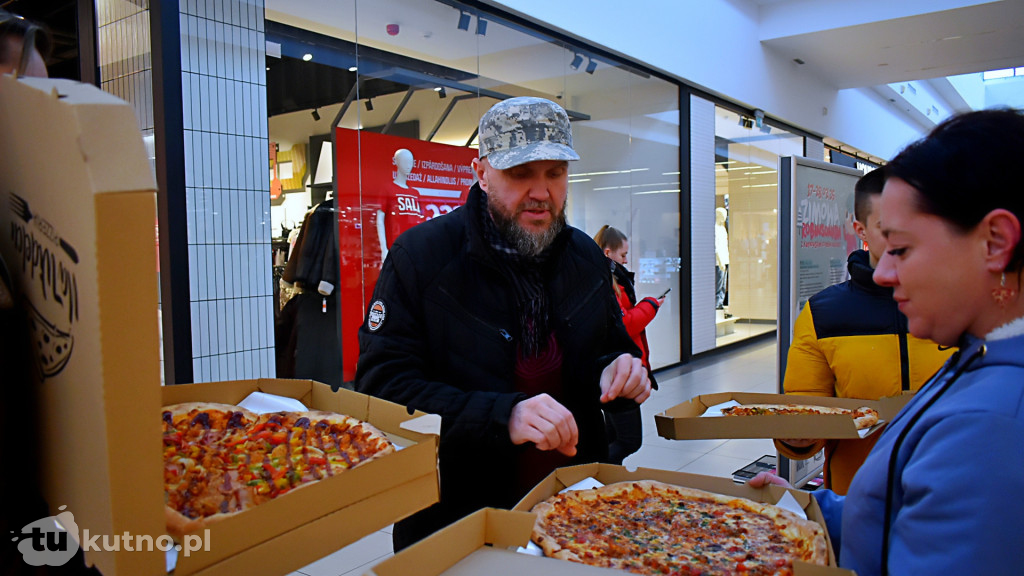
top-left (815, 325), bottom-right (1024, 575)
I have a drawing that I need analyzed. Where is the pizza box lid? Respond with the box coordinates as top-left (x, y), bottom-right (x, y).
top-left (162, 378), bottom-right (440, 576)
top-left (654, 391), bottom-right (913, 440)
top-left (368, 465), bottom-right (856, 575)
top-left (0, 76), bottom-right (164, 575)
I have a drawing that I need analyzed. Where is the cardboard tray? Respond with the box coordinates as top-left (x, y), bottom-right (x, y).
top-left (655, 392), bottom-right (912, 440)
top-left (163, 378), bottom-right (440, 576)
top-left (369, 464), bottom-right (855, 575)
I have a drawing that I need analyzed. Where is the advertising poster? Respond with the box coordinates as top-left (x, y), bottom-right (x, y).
top-left (335, 128), bottom-right (478, 381)
top-left (778, 156), bottom-right (863, 371)
top-left (776, 156), bottom-right (863, 485)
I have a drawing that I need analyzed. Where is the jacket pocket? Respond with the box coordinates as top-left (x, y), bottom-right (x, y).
top-left (560, 279), bottom-right (606, 329)
top-left (435, 285), bottom-right (515, 346)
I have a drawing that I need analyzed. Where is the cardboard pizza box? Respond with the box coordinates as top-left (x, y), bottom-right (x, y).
top-left (163, 378), bottom-right (440, 576)
top-left (654, 392), bottom-right (912, 440)
top-left (368, 464), bottom-right (856, 575)
top-left (0, 76), bottom-right (440, 576)
top-left (0, 75), bottom-right (165, 575)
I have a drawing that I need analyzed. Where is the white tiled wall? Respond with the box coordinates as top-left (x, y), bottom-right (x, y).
top-left (96, 0), bottom-right (275, 383)
top-left (181, 0), bottom-right (274, 382)
top-left (690, 95), bottom-right (717, 355)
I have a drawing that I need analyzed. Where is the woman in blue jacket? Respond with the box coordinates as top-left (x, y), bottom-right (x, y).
top-left (754, 108), bottom-right (1024, 576)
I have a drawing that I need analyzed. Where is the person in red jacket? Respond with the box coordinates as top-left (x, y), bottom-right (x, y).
top-left (594, 225), bottom-right (664, 463)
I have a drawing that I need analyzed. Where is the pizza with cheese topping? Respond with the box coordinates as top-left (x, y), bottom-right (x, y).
top-left (720, 404), bottom-right (879, 430)
top-left (531, 480), bottom-right (827, 575)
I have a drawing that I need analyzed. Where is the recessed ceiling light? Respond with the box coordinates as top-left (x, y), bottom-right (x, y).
top-left (302, 53), bottom-right (313, 62)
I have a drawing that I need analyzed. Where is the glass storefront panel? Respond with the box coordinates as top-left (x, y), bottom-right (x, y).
top-left (266, 0), bottom-right (681, 382)
top-left (713, 106), bottom-right (802, 346)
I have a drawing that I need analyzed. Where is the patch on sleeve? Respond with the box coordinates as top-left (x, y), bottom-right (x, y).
top-left (367, 300), bottom-right (387, 331)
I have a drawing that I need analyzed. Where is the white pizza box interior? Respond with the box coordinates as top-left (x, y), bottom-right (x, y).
top-left (368, 464), bottom-right (854, 576)
top-left (163, 378), bottom-right (440, 576)
top-left (655, 392), bottom-right (913, 441)
top-left (0, 75), bottom-right (165, 575)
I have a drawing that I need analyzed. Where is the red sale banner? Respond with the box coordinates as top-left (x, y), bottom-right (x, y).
top-left (335, 128), bottom-right (478, 380)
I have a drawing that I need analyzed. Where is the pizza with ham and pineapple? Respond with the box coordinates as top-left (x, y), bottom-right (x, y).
top-left (161, 402), bottom-right (395, 540)
top-left (531, 480), bottom-right (827, 575)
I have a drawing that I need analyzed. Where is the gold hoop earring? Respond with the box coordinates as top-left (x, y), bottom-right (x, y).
top-left (992, 271), bottom-right (1018, 307)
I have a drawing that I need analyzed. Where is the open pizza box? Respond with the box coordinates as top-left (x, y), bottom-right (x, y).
top-left (0, 75), bottom-right (166, 575)
top-left (655, 392), bottom-right (912, 441)
top-left (0, 76), bottom-right (440, 576)
top-left (368, 463), bottom-right (855, 575)
top-left (163, 378), bottom-right (440, 576)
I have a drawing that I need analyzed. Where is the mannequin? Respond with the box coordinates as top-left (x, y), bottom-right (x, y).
top-left (714, 207), bottom-right (730, 309)
top-left (376, 149), bottom-right (424, 264)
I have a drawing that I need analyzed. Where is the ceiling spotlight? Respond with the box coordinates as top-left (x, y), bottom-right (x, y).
top-left (738, 116), bottom-right (754, 129)
top-left (302, 53), bottom-right (313, 62)
top-left (435, 86), bottom-right (447, 98)
top-left (570, 53), bottom-right (583, 70)
top-left (457, 11), bottom-right (471, 31)
top-left (311, 108), bottom-right (320, 121)
top-left (365, 99), bottom-right (374, 111)
top-left (476, 17), bottom-right (488, 36)
top-left (348, 66), bottom-right (358, 72)
top-left (585, 58), bottom-right (597, 75)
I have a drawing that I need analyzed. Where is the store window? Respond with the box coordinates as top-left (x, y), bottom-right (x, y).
top-left (266, 0), bottom-right (681, 382)
top-left (712, 106), bottom-right (802, 347)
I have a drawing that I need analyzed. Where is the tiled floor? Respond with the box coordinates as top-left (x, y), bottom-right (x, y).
top-left (288, 336), bottom-right (779, 576)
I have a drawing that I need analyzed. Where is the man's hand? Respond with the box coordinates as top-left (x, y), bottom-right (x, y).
top-left (600, 353), bottom-right (651, 404)
top-left (509, 394), bottom-right (579, 457)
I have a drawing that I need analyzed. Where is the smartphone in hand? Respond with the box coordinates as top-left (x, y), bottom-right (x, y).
top-left (658, 288), bottom-right (671, 299)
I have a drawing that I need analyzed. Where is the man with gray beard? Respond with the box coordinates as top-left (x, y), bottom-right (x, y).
top-left (356, 96), bottom-right (650, 551)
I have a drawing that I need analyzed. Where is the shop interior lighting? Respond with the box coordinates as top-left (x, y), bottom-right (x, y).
top-left (365, 98), bottom-right (374, 111)
top-left (738, 116), bottom-right (754, 129)
top-left (585, 58), bottom-right (597, 75)
top-left (311, 108), bottom-right (320, 121)
top-left (476, 17), bottom-right (488, 36)
top-left (348, 66), bottom-right (358, 72)
top-left (302, 53), bottom-right (313, 62)
top-left (570, 53), bottom-right (583, 70)
top-left (457, 11), bottom-right (471, 31)
top-left (435, 86), bottom-right (447, 98)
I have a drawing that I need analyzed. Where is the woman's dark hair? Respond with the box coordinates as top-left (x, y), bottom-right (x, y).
top-left (0, 9), bottom-right (52, 74)
top-left (594, 225), bottom-right (627, 251)
top-left (886, 108), bottom-right (1024, 273)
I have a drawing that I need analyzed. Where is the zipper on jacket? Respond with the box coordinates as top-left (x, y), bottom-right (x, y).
top-left (561, 279), bottom-right (605, 328)
top-left (438, 285), bottom-right (515, 344)
top-left (899, 331), bottom-right (910, 391)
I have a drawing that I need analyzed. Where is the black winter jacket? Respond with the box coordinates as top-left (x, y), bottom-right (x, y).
top-left (355, 184), bottom-right (640, 546)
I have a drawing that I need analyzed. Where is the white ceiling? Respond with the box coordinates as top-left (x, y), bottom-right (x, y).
top-left (755, 0), bottom-right (1024, 89)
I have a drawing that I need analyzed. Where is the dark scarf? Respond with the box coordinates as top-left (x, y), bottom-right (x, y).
top-left (477, 188), bottom-right (554, 358)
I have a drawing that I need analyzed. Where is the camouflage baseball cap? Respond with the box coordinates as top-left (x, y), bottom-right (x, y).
top-left (478, 96), bottom-right (580, 170)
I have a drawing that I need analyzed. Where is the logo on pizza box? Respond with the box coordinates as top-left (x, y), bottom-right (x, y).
top-left (13, 505), bottom-right (211, 567)
top-left (7, 192), bottom-right (79, 381)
